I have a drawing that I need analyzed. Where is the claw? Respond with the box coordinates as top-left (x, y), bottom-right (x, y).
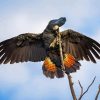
top-left (50, 41), bottom-right (56, 48)
top-left (50, 38), bottom-right (57, 48)
top-left (49, 36), bottom-right (61, 48)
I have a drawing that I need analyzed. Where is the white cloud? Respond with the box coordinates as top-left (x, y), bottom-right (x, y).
top-left (0, 63), bottom-right (31, 89)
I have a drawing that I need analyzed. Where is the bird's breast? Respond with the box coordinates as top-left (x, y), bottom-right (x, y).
top-left (42, 33), bottom-right (56, 49)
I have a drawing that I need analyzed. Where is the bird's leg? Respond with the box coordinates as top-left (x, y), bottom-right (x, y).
top-left (50, 38), bottom-right (57, 48)
top-left (50, 34), bottom-right (62, 48)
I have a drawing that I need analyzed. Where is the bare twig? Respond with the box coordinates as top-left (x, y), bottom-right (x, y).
top-left (78, 76), bottom-right (96, 100)
top-left (95, 84), bottom-right (100, 100)
top-left (57, 30), bottom-right (65, 70)
top-left (67, 74), bottom-right (77, 100)
top-left (57, 30), bottom-right (77, 100)
top-left (56, 28), bottom-right (98, 100)
top-left (78, 80), bottom-right (83, 100)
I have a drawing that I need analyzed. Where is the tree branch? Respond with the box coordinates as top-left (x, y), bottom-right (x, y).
top-left (67, 74), bottom-right (77, 100)
top-left (95, 84), bottom-right (100, 100)
top-left (78, 76), bottom-right (96, 100)
top-left (57, 30), bottom-right (77, 100)
top-left (57, 29), bottom-right (97, 100)
top-left (78, 80), bottom-right (83, 100)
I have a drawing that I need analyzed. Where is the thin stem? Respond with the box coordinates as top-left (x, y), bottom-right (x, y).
top-left (67, 74), bottom-right (77, 100)
top-left (57, 30), bottom-right (77, 100)
top-left (95, 84), bottom-right (100, 100)
top-left (58, 31), bottom-right (65, 70)
top-left (78, 76), bottom-right (96, 100)
top-left (78, 80), bottom-right (83, 100)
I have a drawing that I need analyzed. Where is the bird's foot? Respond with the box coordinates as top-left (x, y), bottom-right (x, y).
top-left (50, 42), bottom-right (56, 48)
top-left (50, 38), bottom-right (57, 48)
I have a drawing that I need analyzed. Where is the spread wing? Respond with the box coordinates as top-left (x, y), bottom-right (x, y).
top-left (61, 29), bottom-right (100, 63)
top-left (0, 33), bottom-right (46, 64)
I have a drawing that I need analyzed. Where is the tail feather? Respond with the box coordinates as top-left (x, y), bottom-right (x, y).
top-left (42, 57), bottom-right (64, 79)
top-left (42, 54), bottom-right (81, 78)
top-left (64, 54), bottom-right (81, 74)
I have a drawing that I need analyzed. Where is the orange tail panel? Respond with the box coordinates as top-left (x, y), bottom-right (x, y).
top-left (64, 54), bottom-right (75, 68)
top-left (43, 57), bottom-right (57, 72)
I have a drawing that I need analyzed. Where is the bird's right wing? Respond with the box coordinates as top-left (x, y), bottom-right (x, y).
top-left (0, 33), bottom-right (47, 64)
top-left (61, 29), bottom-right (100, 63)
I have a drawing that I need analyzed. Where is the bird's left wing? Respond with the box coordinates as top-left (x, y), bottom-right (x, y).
top-left (0, 33), bottom-right (47, 64)
top-left (61, 29), bottom-right (100, 63)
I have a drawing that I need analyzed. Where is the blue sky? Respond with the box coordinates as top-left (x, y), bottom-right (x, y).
top-left (0, 0), bottom-right (100, 100)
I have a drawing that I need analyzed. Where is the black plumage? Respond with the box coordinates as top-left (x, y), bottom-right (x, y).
top-left (0, 17), bottom-right (100, 78)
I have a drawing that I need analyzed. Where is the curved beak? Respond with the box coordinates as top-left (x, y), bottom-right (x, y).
top-left (54, 17), bottom-right (66, 27)
top-left (46, 17), bottom-right (66, 31)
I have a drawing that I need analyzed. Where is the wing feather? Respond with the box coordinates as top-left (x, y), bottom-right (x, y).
top-left (90, 47), bottom-right (100, 59)
top-left (77, 44), bottom-right (84, 60)
top-left (0, 33), bottom-right (46, 64)
top-left (61, 29), bottom-right (100, 63)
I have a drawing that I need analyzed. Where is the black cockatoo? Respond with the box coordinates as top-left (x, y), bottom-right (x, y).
top-left (0, 17), bottom-right (100, 78)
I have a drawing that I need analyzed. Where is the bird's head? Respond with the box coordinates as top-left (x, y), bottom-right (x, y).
top-left (46, 17), bottom-right (66, 32)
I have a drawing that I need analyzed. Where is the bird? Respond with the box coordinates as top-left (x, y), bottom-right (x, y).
top-left (0, 17), bottom-right (100, 79)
